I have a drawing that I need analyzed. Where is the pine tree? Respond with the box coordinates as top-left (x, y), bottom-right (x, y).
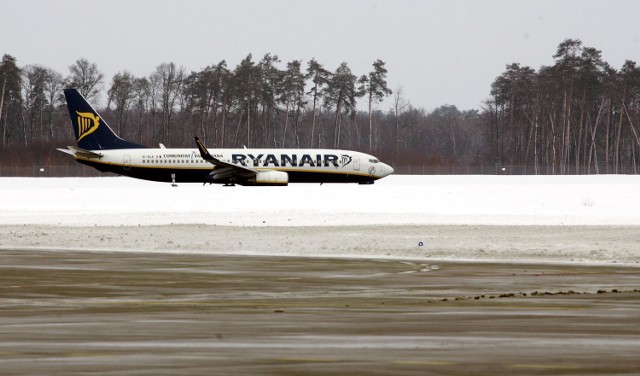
top-left (359, 59), bottom-right (392, 150)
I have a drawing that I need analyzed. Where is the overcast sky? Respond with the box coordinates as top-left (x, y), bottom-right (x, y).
top-left (2, 0), bottom-right (640, 111)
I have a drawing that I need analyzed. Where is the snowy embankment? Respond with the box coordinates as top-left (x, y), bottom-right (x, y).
top-left (1, 175), bottom-right (639, 264)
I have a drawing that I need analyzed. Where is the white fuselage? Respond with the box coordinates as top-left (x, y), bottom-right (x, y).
top-left (75, 147), bottom-right (394, 184)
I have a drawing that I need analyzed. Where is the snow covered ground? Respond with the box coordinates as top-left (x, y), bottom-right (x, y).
top-left (1, 175), bottom-right (639, 264)
top-left (1, 175), bottom-right (639, 226)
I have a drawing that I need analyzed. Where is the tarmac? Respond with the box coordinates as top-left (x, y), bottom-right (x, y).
top-left (1, 249), bottom-right (639, 375)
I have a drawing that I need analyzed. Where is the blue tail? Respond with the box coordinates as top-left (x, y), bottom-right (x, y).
top-left (63, 88), bottom-right (145, 150)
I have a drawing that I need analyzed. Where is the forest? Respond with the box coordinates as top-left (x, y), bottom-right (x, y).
top-left (1, 38), bottom-right (639, 176)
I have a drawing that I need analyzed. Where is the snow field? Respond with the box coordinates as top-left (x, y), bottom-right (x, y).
top-left (2, 175), bottom-right (639, 265)
top-left (1, 175), bottom-right (639, 227)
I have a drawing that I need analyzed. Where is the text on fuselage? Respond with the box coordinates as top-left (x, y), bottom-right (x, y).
top-left (232, 153), bottom-right (351, 168)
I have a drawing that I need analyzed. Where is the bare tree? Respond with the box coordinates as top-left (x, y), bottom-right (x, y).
top-left (21, 64), bottom-right (48, 143)
top-left (43, 68), bottom-right (65, 139)
top-left (107, 71), bottom-right (135, 136)
top-left (132, 77), bottom-right (151, 144)
top-left (392, 85), bottom-right (409, 163)
top-left (67, 58), bottom-right (104, 101)
top-left (151, 62), bottom-right (184, 143)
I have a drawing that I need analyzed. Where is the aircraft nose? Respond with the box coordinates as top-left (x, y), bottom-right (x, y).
top-left (382, 163), bottom-right (394, 177)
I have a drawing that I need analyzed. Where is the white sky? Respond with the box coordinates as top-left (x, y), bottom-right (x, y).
top-left (2, 0), bottom-right (640, 111)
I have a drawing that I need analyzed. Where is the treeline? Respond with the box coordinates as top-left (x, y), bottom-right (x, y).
top-left (1, 39), bottom-right (639, 174)
top-left (487, 39), bottom-right (640, 174)
top-left (1, 54), bottom-right (394, 149)
top-left (0, 52), bottom-right (483, 170)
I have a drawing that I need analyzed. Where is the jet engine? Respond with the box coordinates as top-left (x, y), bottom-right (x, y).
top-left (254, 170), bottom-right (289, 186)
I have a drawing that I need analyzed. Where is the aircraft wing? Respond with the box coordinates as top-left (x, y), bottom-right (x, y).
top-left (195, 137), bottom-right (289, 185)
top-left (194, 137), bottom-right (256, 178)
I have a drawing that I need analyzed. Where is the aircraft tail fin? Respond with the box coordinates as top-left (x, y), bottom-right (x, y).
top-left (63, 88), bottom-right (145, 150)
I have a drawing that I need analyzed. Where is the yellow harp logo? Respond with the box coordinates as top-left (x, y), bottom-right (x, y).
top-left (76, 111), bottom-right (100, 141)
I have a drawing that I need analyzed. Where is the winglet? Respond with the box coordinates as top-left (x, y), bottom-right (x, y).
top-left (194, 137), bottom-right (255, 174)
top-left (194, 137), bottom-right (216, 164)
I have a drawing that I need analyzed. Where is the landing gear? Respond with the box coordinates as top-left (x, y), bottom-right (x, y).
top-left (171, 173), bottom-right (178, 187)
top-left (223, 177), bottom-right (237, 187)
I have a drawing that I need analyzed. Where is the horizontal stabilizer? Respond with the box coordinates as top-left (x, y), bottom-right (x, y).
top-left (57, 146), bottom-right (103, 159)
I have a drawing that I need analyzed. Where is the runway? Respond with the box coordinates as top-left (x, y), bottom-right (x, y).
top-left (1, 250), bottom-right (639, 375)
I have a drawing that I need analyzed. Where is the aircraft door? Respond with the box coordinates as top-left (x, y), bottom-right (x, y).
top-left (123, 154), bottom-right (131, 170)
top-left (353, 156), bottom-right (360, 171)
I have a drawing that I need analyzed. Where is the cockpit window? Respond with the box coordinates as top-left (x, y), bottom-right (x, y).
top-left (369, 159), bottom-right (379, 163)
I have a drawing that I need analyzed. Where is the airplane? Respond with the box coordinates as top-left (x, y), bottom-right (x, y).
top-left (58, 88), bottom-right (394, 186)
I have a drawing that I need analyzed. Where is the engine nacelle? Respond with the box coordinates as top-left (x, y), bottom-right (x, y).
top-left (254, 170), bottom-right (289, 186)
